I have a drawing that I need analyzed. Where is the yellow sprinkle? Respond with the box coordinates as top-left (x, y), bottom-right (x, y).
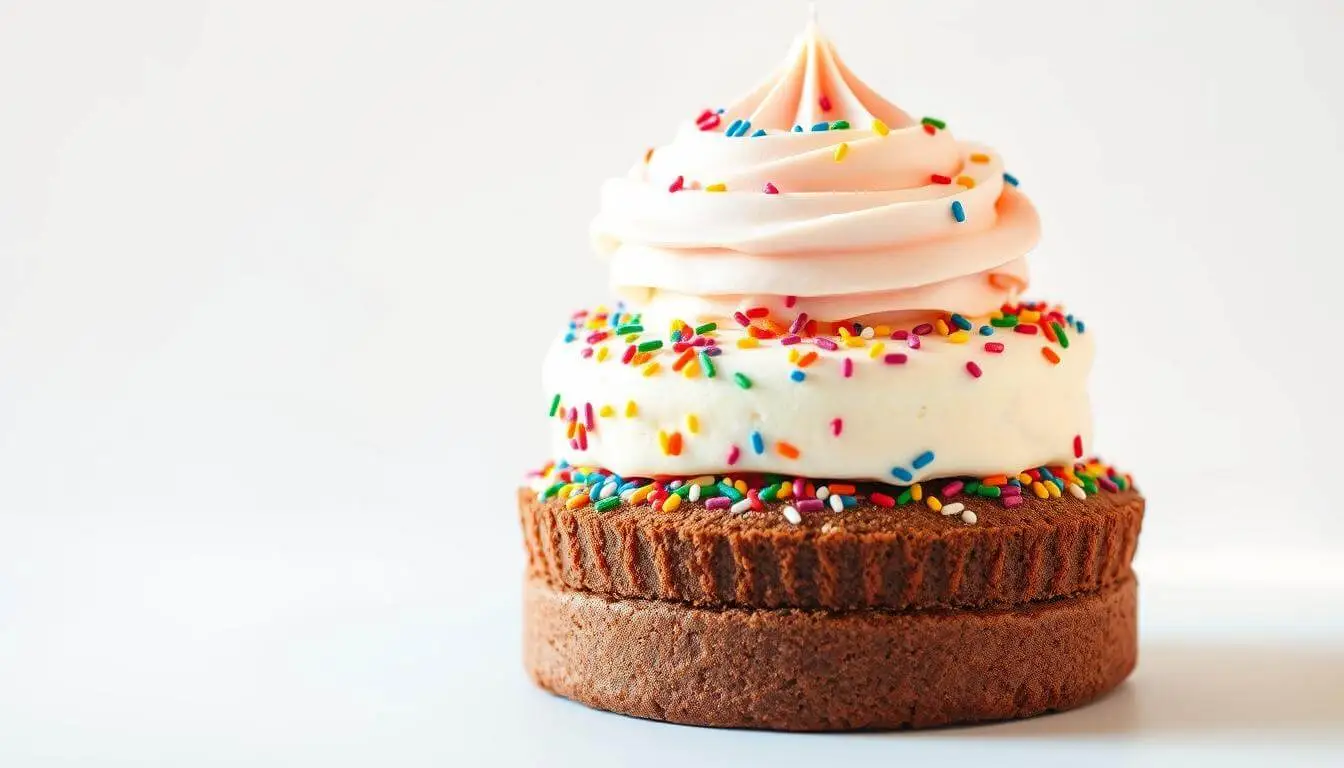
top-left (558, 483), bottom-right (579, 498)
top-left (596, 346), bottom-right (609, 362)
top-left (838, 326), bottom-right (852, 338)
top-left (1046, 481), bottom-right (1062, 498)
top-left (834, 142), bottom-right (849, 162)
top-left (735, 479), bottom-right (747, 493)
top-left (956, 175), bottom-right (976, 188)
top-left (1018, 473), bottom-right (1033, 484)
top-left (843, 336), bottom-right (866, 348)
top-left (869, 342), bottom-right (885, 359)
top-left (686, 413), bottom-right (700, 434)
top-left (1032, 481), bottom-right (1049, 499)
top-left (705, 182), bottom-right (727, 192)
top-left (927, 496), bottom-right (942, 513)
top-left (630, 484), bottom-right (655, 504)
top-left (658, 430), bottom-right (670, 455)
top-left (912, 483), bottom-right (923, 502)
top-left (566, 421), bottom-right (577, 439)
top-left (682, 358), bottom-right (700, 378)
top-left (872, 118), bottom-right (889, 136)
top-left (625, 400), bottom-right (638, 417)
top-left (936, 318), bottom-right (950, 336)
top-left (948, 330), bottom-right (970, 344)
top-left (970, 152), bottom-right (990, 163)
top-left (599, 405), bottom-right (615, 418)
top-left (642, 362), bottom-right (661, 377)
top-left (662, 494), bottom-right (682, 512)
top-left (566, 494), bottom-right (589, 510)
top-left (786, 348), bottom-right (799, 363)
top-left (875, 325), bottom-right (892, 336)
top-left (737, 337), bottom-right (759, 349)
top-left (624, 333), bottom-right (639, 342)
top-left (990, 311), bottom-right (1004, 320)
top-left (777, 483), bottom-right (792, 499)
top-left (1020, 310), bottom-right (1041, 323)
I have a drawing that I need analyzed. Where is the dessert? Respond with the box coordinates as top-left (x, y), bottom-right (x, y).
top-left (520, 17), bottom-right (1143, 730)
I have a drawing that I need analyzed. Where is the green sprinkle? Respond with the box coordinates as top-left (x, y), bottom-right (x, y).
top-left (991, 315), bottom-right (1019, 328)
top-left (694, 322), bottom-right (717, 335)
top-left (1112, 475), bottom-right (1128, 491)
top-left (921, 116), bottom-right (946, 129)
top-left (718, 482), bottom-right (744, 502)
top-left (830, 120), bottom-right (850, 130)
top-left (897, 488), bottom-right (913, 505)
top-left (964, 480), bottom-right (981, 495)
top-left (615, 324), bottom-right (643, 335)
top-left (1052, 322), bottom-right (1069, 349)
top-left (541, 482), bottom-right (565, 500)
top-left (977, 485), bottom-right (1002, 498)
top-left (759, 485), bottom-right (778, 502)
top-left (595, 497), bottom-right (622, 512)
top-left (674, 484), bottom-right (693, 498)
top-left (637, 340), bottom-right (663, 353)
top-left (548, 393), bottom-right (561, 417)
top-left (734, 372), bottom-right (752, 389)
top-left (700, 351), bottom-right (716, 378)
top-left (699, 485), bottom-right (722, 499)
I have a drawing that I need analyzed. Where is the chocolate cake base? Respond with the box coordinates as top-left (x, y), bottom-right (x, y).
top-left (525, 574), bottom-right (1137, 730)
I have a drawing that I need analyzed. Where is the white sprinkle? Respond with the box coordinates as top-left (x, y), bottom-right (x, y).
top-left (568, 486), bottom-right (585, 498)
top-left (668, 479), bottom-right (683, 490)
top-left (620, 488), bottom-right (637, 501)
top-left (829, 494), bottom-right (844, 512)
top-left (599, 481), bottom-right (617, 499)
top-left (782, 505), bottom-right (802, 525)
top-left (961, 509), bottom-right (978, 524)
top-left (816, 486), bottom-right (831, 501)
top-left (942, 501), bottom-right (965, 517)
top-left (731, 498), bottom-right (753, 514)
top-left (860, 326), bottom-right (875, 339)
top-left (688, 483), bottom-right (701, 502)
top-left (1069, 483), bottom-right (1087, 500)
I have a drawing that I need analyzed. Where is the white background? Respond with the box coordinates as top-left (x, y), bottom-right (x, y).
top-left (1, 0), bottom-right (1341, 765)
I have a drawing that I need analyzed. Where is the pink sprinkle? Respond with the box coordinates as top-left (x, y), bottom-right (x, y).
top-left (966, 361), bottom-right (983, 378)
top-left (1073, 434), bottom-right (1084, 458)
top-left (691, 336), bottom-right (708, 347)
top-left (1014, 324), bottom-right (1039, 335)
top-left (842, 358), bottom-right (854, 378)
top-left (706, 496), bottom-right (732, 510)
top-left (763, 182), bottom-right (780, 194)
top-left (733, 311), bottom-right (751, 327)
top-left (584, 402), bottom-right (595, 430)
top-left (819, 94), bottom-right (832, 112)
top-left (797, 499), bottom-right (824, 513)
top-left (793, 478), bottom-right (805, 498)
top-left (727, 444), bottom-right (741, 465)
top-left (569, 438), bottom-right (579, 450)
top-left (884, 353), bottom-right (908, 365)
top-left (780, 335), bottom-right (802, 345)
top-left (788, 312), bottom-right (809, 335)
top-left (668, 175), bottom-right (685, 193)
top-left (831, 417), bottom-right (843, 436)
top-left (913, 323), bottom-right (934, 336)
top-left (891, 330), bottom-right (909, 340)
top-left (1001, 484), bottom-right (1022, 496)
top-left (580, 347), bottom-right (593, 358)
top-left (785, 295), bottom-right (797, 308)
top-left (567, 407), bottom-right (578, 424)
top-left (747, 489), bottom-right (764, 511)
top-left (697, 114), bottom-right (721, 131)
top-left (1100, 475), bottom-right (1120, 492)
top-left (943, 480), bottom-right (964, 497)
top-left (984, 342), bottom-right (1005, 353)
top-left (1003, 495), bottom-right (1024, 508)
top-left (815, 337), bottom-right (839, 351)
top-left (908, 335), bottom-right (921, 349)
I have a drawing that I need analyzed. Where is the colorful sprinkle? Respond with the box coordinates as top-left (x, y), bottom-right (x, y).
top-left (763, 182), bottom-right (779, 194)
top-left (912, 450), bottom-right (935, 470)
top-left (872, 118), bottom-right (889, 136)
top-left (921, 116), bottom-right (947, 130)
top-left (1041, 346), bottom-right (1061, 365)
top-left (751, 431), bottom-right (765, 455)
top-left (951, 200), bottom-right (966, 222)
top-left (734, 372), bottom-right (752, 389)
top-left (668, 175), bottom-right (684, 193)
top-left (833, 142), bottom-right (849, 162)
top-left (966, 361), bottom-right (983, 378)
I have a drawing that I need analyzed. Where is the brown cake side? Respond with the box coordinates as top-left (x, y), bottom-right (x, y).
top-left (519, 486), bottom-right (1143, 611)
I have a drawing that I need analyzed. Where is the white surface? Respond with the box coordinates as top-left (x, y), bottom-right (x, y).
top-left (1, 0), bottom-right (1342, 764)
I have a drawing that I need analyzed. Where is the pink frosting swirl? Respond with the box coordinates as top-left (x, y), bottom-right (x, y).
top-left (590, 21), bottom-right (1039, 324)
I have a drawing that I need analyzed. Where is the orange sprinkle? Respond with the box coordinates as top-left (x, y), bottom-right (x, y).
top-left (667, 432), bottom-right (683, 456)
top-left (797, 351), bottom-right (819, 368)
top-left (956, 175), bottom-right (976, 188)
top-left (776, 441), bottom-right (801, 460)
top-left (936, 318), bottom-right (950, 336)
top-left (644, 147), bottom-right (655, 163)
top-left (747, 325), bottom-right (777, 339)
top-left (762, 318), bottom-right (789, 335)
top-left (1041, 346), bottom-right (1061, 365)
top-left (829, 483), bottom-right (856, 495)
top-left (983, 474), bottom-right (1008, 486)
top-left (671, 348), bottom-right (696, 371)
top-left (970, 152), bottom-right (990, 163)
top-left (631, 351), bottom-right (652, 366)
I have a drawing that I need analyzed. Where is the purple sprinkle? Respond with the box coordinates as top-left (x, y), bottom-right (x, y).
top-left (884, 353), bottom-right (908, 365)
top-left (797, 499), bottom-right (825, 513)
top-left (780, 335), bottom-right (802, 345)
top-left (891, 330), bottom-right (909, 340)
top-left (706, 497), bottom-right (732, 510)
top-left (1100, 476), bottom-right (1120, 492)
top-left (704, 346), bottom-right (722, 357)
top-left (1003, 495), bottom-right (1024, 508)
top-left (814, 337), bottom-right (839, 351)
top-left (789, 312), bottom-right (809, 335)
top-left (1000, 484), bottom-right (1022, 497)
top-left (913, 323), bottom-right (934, 336)
top-left (908, 334), bottom-right (921, 349)
top-left (943, 480), bottom-right (964, 497)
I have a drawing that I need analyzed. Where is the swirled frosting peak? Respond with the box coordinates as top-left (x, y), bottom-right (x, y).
top-left (591, 19), bottom-right (1040, 328)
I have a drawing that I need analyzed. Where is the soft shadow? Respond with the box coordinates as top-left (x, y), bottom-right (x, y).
top-left (921, 641), bottom-right (1344, 739)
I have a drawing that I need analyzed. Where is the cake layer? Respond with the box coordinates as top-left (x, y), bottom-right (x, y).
top-left (518, 483), bottom-right (1143, 612)
top-left (545, 305), bottom-right (1092, 483)
top-left (524, 574), bottom-right (1138, 730)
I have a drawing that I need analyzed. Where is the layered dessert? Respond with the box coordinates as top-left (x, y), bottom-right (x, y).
top-left (520, 19), bottom-right (1143, 730)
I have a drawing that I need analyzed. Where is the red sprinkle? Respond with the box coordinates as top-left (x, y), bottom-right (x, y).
top-left (819, 94), bottom-right (832, 112)
top-left (842, 357), bottom-right (854, 377)
top-left (584, 402), bottom-right (595, 430)
top-left (891, 329), bottom-right (909, 340)
top-left (870, 492), bottom-right (896, 508)
top-left (913, 323), bottom-right (934, 336)
top-left (884, 353), bottom-right (908, 365)
top-left (931, 174), bottom-right (953, 184)
top-left (1041, 346), bottom-right (1061, 365)
top-left (966, 361), bottom-right (983, 378)
top-left (1073, 434), bottom-right (1084, 458)
top-left (984, 341), bottom-right (1005, 353)
top-left (727, 444), bottom-right (741, 465)
top-left (1014, 324), bottom-right (1039, 335)
top-left (697, 113), bottom-right (721, 131)
top-left (668, 175), bottom-right (685, 193)
top-left (763, 182), bottom-right (779, 194)
top-left (747, 488), bottom-right (764, 511)
top-left (621, 344), bottom-right (636, 364)
top-left (745, 306), bottom-right (770, 319)
top-left (923, 124), bottom-right (936, 135)
top-left (831, 417), bottom-right (843, 436)
top-left (733, 311), bottom-right (751, 327)
top-left (785, 295), bottom-right (797, 308)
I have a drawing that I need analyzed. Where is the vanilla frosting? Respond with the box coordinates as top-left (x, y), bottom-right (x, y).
top-left (545, 20), bottom-right (1089, 483)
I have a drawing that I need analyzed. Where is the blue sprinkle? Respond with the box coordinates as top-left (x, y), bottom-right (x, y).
top-left (951, 200), bottom-right (966, 222)
top-left (735, 120), bottom-right (752, 137)
top-left (912, 450), bottom-right (935, 470)
top-left (563, 333), bottom-right (575, 343)
top-left (751, 431), bottom-right (765, 455)
top-left (1076, 320), bottom-right (1087, 334)
top-left (716, 108), bottom-right (725, 114)
top-left (1040, 467), bottom-right (1055, 481)
top-left (1007, 478), bottom-right (1022, 487)
top-left (751, 128), bottom-right (766, 137)
top-left (979, 325), bottom-right (994, 336)
top-left (557, 459), bottom-right (570, 469)
top-left (586, 473), bottom-right (604, 486)
top-left (950, 313), bottom-right (972, 331)
top-left (725, 118), bottom-right (742, 137)
top-left (792, 124), bottom-right (803, 132)
top-left (1066, 314), bottom-right (1075, 325)
top-left (588, 482), bottom-right (605, 501)
top-left (811, 121), bottom-right (830, 131)
top-left (1051, 477), bottom-right (1065, 491)
top-left (840, 495), bottom-right (857, 508)
top-left (617, 480), bottom-right (640, 494)
top-left (790, 370), bottom-right (806, 382)
top-left (890, 466), bottom-right (913, 483)
top-left (1003, 172), bottom-right (1019, 187)
top-left (670, 329), bottom-right (681, 343)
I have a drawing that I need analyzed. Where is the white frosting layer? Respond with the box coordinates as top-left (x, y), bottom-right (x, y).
top-left (545, 319), bottom-right (1093, 483)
